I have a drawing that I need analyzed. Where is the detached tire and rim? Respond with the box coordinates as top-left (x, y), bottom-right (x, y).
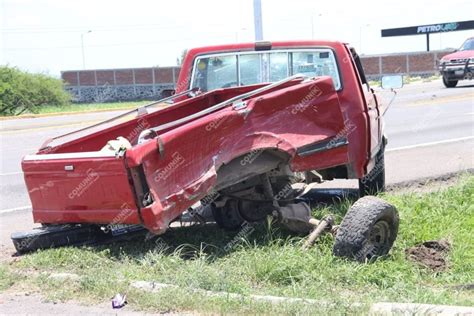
top-left (333, 196), bottom-right (399, 262)
top-left (359, 146), bottom-right (385, 196)
top-left (442, 76), bottom-right (458, 88)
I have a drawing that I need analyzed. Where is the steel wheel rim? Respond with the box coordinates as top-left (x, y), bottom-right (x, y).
top-left (366, 220), bottom-right (390, 259)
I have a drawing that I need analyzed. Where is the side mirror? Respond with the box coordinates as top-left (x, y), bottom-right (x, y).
top-left (381, 75), bottom-right (403, 90)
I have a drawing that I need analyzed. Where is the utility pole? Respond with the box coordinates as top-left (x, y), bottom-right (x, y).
top-left (253, 0), bottom-right (263, 41)
top-left (81, 30), bottom-right (92, 69)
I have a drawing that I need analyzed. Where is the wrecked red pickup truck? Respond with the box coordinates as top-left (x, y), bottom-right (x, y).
top-left (15, 40), bottom-right (401, 261)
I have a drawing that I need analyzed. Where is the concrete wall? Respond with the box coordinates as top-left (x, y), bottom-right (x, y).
top-left (61, 49), bottom-right (452, 102)
top-left (61, 67), bottom-right (180, 103)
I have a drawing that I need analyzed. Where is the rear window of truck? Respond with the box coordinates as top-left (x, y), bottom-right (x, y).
top-left (190, 49), bottom-right (341, 92)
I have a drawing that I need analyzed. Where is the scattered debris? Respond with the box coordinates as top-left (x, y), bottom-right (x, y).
top-left (111, 293), bottom-right (127, 309)
top-left (302, 215), bottom-right (334, 250)
top-left (451, 283), bottom-right (474, 291)
top-left (405, 240), bottom-right (451, 271)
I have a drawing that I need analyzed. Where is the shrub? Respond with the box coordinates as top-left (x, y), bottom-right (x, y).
top-left (0, 66), bottom-right (71, 116)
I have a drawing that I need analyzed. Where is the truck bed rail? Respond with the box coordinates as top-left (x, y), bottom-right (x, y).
top-left (150, 74), bottom-right (307, 134)
top-left (39, 88), bottom-right (198, 150)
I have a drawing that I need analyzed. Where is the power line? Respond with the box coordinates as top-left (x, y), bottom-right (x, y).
top-left (4, 38), bottom-right (193, 50)
top-left (1, 21), bottom-right (231, 34)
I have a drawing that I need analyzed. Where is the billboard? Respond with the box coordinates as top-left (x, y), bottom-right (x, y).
top-left (381, 20), bottom-right (474, 37)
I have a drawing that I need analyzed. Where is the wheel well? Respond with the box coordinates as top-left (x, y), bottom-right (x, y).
top-left (214, 149), bottom-right (290, 192)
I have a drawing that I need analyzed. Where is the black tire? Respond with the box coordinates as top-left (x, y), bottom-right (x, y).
top-left (442, 76), bottom-right (458, 88)
top-left (359, 147), bottom-right (385, 196)
top-left (333, 196), bottom-right (399, 262)
top-left (238, 200), bottom-right (273, 222)
top-left (211, 199), bottom-right (244, 230)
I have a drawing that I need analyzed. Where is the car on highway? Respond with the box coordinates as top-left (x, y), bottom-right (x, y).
top-left (439, 37), bottom-right (474, 88)
top-left (16, 40), bottom-right (402, 262)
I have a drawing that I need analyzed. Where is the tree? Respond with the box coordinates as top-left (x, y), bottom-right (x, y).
top-left (0, 66), bottom-right (71, 116)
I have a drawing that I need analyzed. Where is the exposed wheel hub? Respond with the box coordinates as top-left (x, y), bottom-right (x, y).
top-left (366, 220), bottom-right (391, 259)
top-left (238, 200), bottom-right (273, 222)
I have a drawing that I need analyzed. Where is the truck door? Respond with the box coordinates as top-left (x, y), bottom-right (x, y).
top-left (350, 48), bottom-right (382, 157)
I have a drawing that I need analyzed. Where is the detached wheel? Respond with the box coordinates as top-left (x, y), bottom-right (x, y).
top-left (333, 196), bottom-right (399, 262)
top-left (359, 146), bottom-right (385, 196)
top-left (211, 199), bottom-right (244, 230)
top-left (442, 76), bottom-right (458, 88)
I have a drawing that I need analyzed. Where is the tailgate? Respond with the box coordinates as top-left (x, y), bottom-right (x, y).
top-left (22, 152), bottom-right (140, 225)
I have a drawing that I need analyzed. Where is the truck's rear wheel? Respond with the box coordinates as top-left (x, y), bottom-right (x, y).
top-left (359, 147), bottom-right (385, 196)
top-left (211, 199), bottom-right (244, 230)
top-left (211, 197), bottom-right (274, 230)
top-left (333, 196), bottom-right (399, 262)
top-left (443, 76), bottom-right (458, 88)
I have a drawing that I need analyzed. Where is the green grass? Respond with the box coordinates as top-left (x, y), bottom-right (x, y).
top-left (30, 101), bottom-right (150, 115)
top-left (2, 176), bottom-right (473, 314)
top-left (404, 75), bottom-right (441, 84)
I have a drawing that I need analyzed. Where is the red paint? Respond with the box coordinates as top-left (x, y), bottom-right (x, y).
top-left (23, 156), bottom-right (140, 224)
top-left (440, 46), bottom-right (474, 61)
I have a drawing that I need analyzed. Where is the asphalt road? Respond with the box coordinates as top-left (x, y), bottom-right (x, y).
top-left (0, 78), bottom-right (473, 256)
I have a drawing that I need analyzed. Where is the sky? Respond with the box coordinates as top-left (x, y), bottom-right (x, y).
top-left (1, 0), bottom-right (473, 77)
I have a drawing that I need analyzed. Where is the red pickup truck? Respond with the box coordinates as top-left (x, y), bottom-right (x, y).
top-left (439, 37), bottom-right (474, 88)
top-left (17, 40), bottom-right (401, 261)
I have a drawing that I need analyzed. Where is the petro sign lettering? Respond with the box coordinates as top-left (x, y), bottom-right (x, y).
top-left (416, 22), bottom-right (459, 34)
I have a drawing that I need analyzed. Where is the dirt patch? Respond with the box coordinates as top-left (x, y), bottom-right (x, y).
top-left (0, 245), bottom-right (18, 264)
top-left (405, 240), bottom-right (451, 271)
top-left (387, 170), bottom-right (473, 194)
